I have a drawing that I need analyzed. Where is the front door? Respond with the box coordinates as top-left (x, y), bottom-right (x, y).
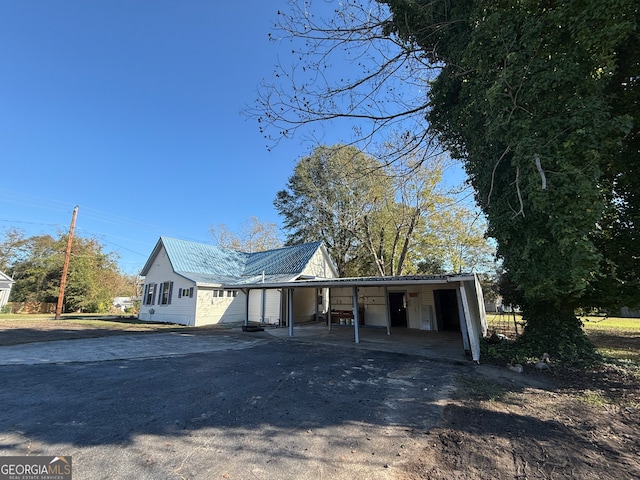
top-left (388, 292), bottom-right (407, 327)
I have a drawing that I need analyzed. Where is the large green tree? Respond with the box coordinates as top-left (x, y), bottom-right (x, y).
top-left (274, 144), bottom-right (389, 275)
top-left (361, 154), bottom-right (449, 276)
top-left (275, 144), bottom-right (492, 277)
top-left (381, 0), bottom-right (639, 359)
top-left (2, 229), bottom-right (133, 313)
top-left (7, 233), bottom-right (60, 304)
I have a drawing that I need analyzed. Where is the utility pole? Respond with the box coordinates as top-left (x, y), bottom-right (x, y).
top-left (55, 206), bottom-right (78, 320)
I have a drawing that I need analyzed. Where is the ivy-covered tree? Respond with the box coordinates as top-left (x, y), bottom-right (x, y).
top-left (258, 0), bottom-right (638, 361)
top-left (381, 0), bottom-right (639, 360)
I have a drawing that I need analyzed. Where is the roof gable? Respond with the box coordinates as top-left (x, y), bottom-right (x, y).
top-left (244, 241), bottom-right (323, 276)
top-left (0, 270), bottom-right (14, 287)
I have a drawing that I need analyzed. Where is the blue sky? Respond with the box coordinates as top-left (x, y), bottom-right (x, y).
top-left (0, 1), bottom-right (466, 275)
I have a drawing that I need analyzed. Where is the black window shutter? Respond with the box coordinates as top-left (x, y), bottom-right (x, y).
top-left (168, 281), bottom-right (173, 304)
top-left (189, 287), bottom-right (194, 298)
top-left (143, 284), bottom-right (149, 305)
top-left (152, 284), bottom-right (158, 305)
top-left (178, 288), bottom-right (182, 299)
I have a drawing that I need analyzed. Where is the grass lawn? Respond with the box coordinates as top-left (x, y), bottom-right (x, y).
top-left (581, 316), bottom-right (640, 364)
top-left (486, 312), bottom-right (640, 365)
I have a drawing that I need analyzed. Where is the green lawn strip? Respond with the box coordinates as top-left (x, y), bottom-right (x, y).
top-left (581, 317), bottom-right (640, 364)
top-left (581, 316), bottom-right (640, 331)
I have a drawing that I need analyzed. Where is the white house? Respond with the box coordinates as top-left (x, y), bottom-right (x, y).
top-left (138, 237), bottom-right (338, 326)
top-left (139, 237), bottom-right (489, 361)
top-left (0, 270), bottom-right (14, 310)
top-left (112, 296), bottom-right (136, 312)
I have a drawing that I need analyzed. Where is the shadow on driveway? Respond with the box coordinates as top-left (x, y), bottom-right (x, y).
top-left (0, 332), bottom-right (462, 479)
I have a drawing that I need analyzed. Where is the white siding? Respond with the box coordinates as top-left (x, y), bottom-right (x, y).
top-left (0, 272), bottom-right (12, 308)
top-left (195, 288), bottom-right (245, 326)
top-left (292, 287), bottom-right (316, 323)
top-left (138, 248), bottom-right (196, 326)
top-left (301, 248), bottom-right (337, 278)
top-left (0, 288), bottom-right (10, 308)
top-left (329, 287), bottom-right (353, 308)
top-left (418, 285), bottom-right (438, 331)
top-left (248, 289), bottom-right (281, 325)
top-left (357, 286), bottom-right (387, 327)
top-left (406, 288), bottom-right (422, 329)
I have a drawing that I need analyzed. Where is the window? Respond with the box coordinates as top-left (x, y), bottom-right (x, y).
top-left (159, 281), bottom-right (173, 305)
top-left (213, 289), bottom-right (237, 299)
top-left (144, 284), bottom-right (155, 305)
top-left (179, 288), bottom-right (192, 298)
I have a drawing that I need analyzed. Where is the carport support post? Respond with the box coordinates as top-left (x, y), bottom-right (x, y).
top-left (456, 289), bottom-right (471, 353)
top-left (352, 286), bottom-right (360, 344)
top-left (327, 288), bottom-right (332, 331)
top-left (384, 286), bottom-right (391, 335)
top-left (243, 288), bottom-right (249, 327)
top-left (288, 288), bottom-right (294, 337)
top-left (458, 282), bottom-right (480, 362)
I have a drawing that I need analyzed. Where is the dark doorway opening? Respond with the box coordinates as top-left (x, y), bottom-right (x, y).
top-left (434, 289), bottom-right (461, 332)
top-left (388, 292), bottom-right (407, 327)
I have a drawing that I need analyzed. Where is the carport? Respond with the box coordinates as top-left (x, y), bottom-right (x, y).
top-left (234, 274), bottom-right (488, 362)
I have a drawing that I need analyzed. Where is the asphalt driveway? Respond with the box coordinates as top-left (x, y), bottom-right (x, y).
top-left (0, 329), bottom-right (466, 479)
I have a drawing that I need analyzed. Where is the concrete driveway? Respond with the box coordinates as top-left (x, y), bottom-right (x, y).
top-left (0, 326), bottom-right (472, 479)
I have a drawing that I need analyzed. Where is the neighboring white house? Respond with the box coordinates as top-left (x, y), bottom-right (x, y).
top-left (138, 237), bottom-right (338, 326)
top-left (139, 236), bottom-right (489, 361)
top-left (112, 296), bottom-right (136, 312)
top-left (0, 270), bottom-right (14, 309)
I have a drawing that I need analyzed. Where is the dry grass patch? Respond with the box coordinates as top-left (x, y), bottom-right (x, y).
top-left (0, 315), bottom-right (193, 346)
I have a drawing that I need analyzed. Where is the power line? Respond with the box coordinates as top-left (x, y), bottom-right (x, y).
top-left (0, 218), bottom-right (67, 228)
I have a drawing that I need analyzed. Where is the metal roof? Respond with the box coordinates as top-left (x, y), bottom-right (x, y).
top-left (162, 237), bottom-right (248, 277)
top-left (244, 241), bottom-right (323, 275)
top-left (141, 237), bottom-right (325, 283)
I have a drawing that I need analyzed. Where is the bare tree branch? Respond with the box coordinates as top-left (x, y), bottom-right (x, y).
top-left (247, 0), bottom-right (440, 163)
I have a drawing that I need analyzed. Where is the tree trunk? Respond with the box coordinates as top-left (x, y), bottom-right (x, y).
top-left (518, 302), bottom-right (597, 364)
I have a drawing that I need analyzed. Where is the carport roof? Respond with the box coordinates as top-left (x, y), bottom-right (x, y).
top-left (223, 273), bottom-right (476, 289)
